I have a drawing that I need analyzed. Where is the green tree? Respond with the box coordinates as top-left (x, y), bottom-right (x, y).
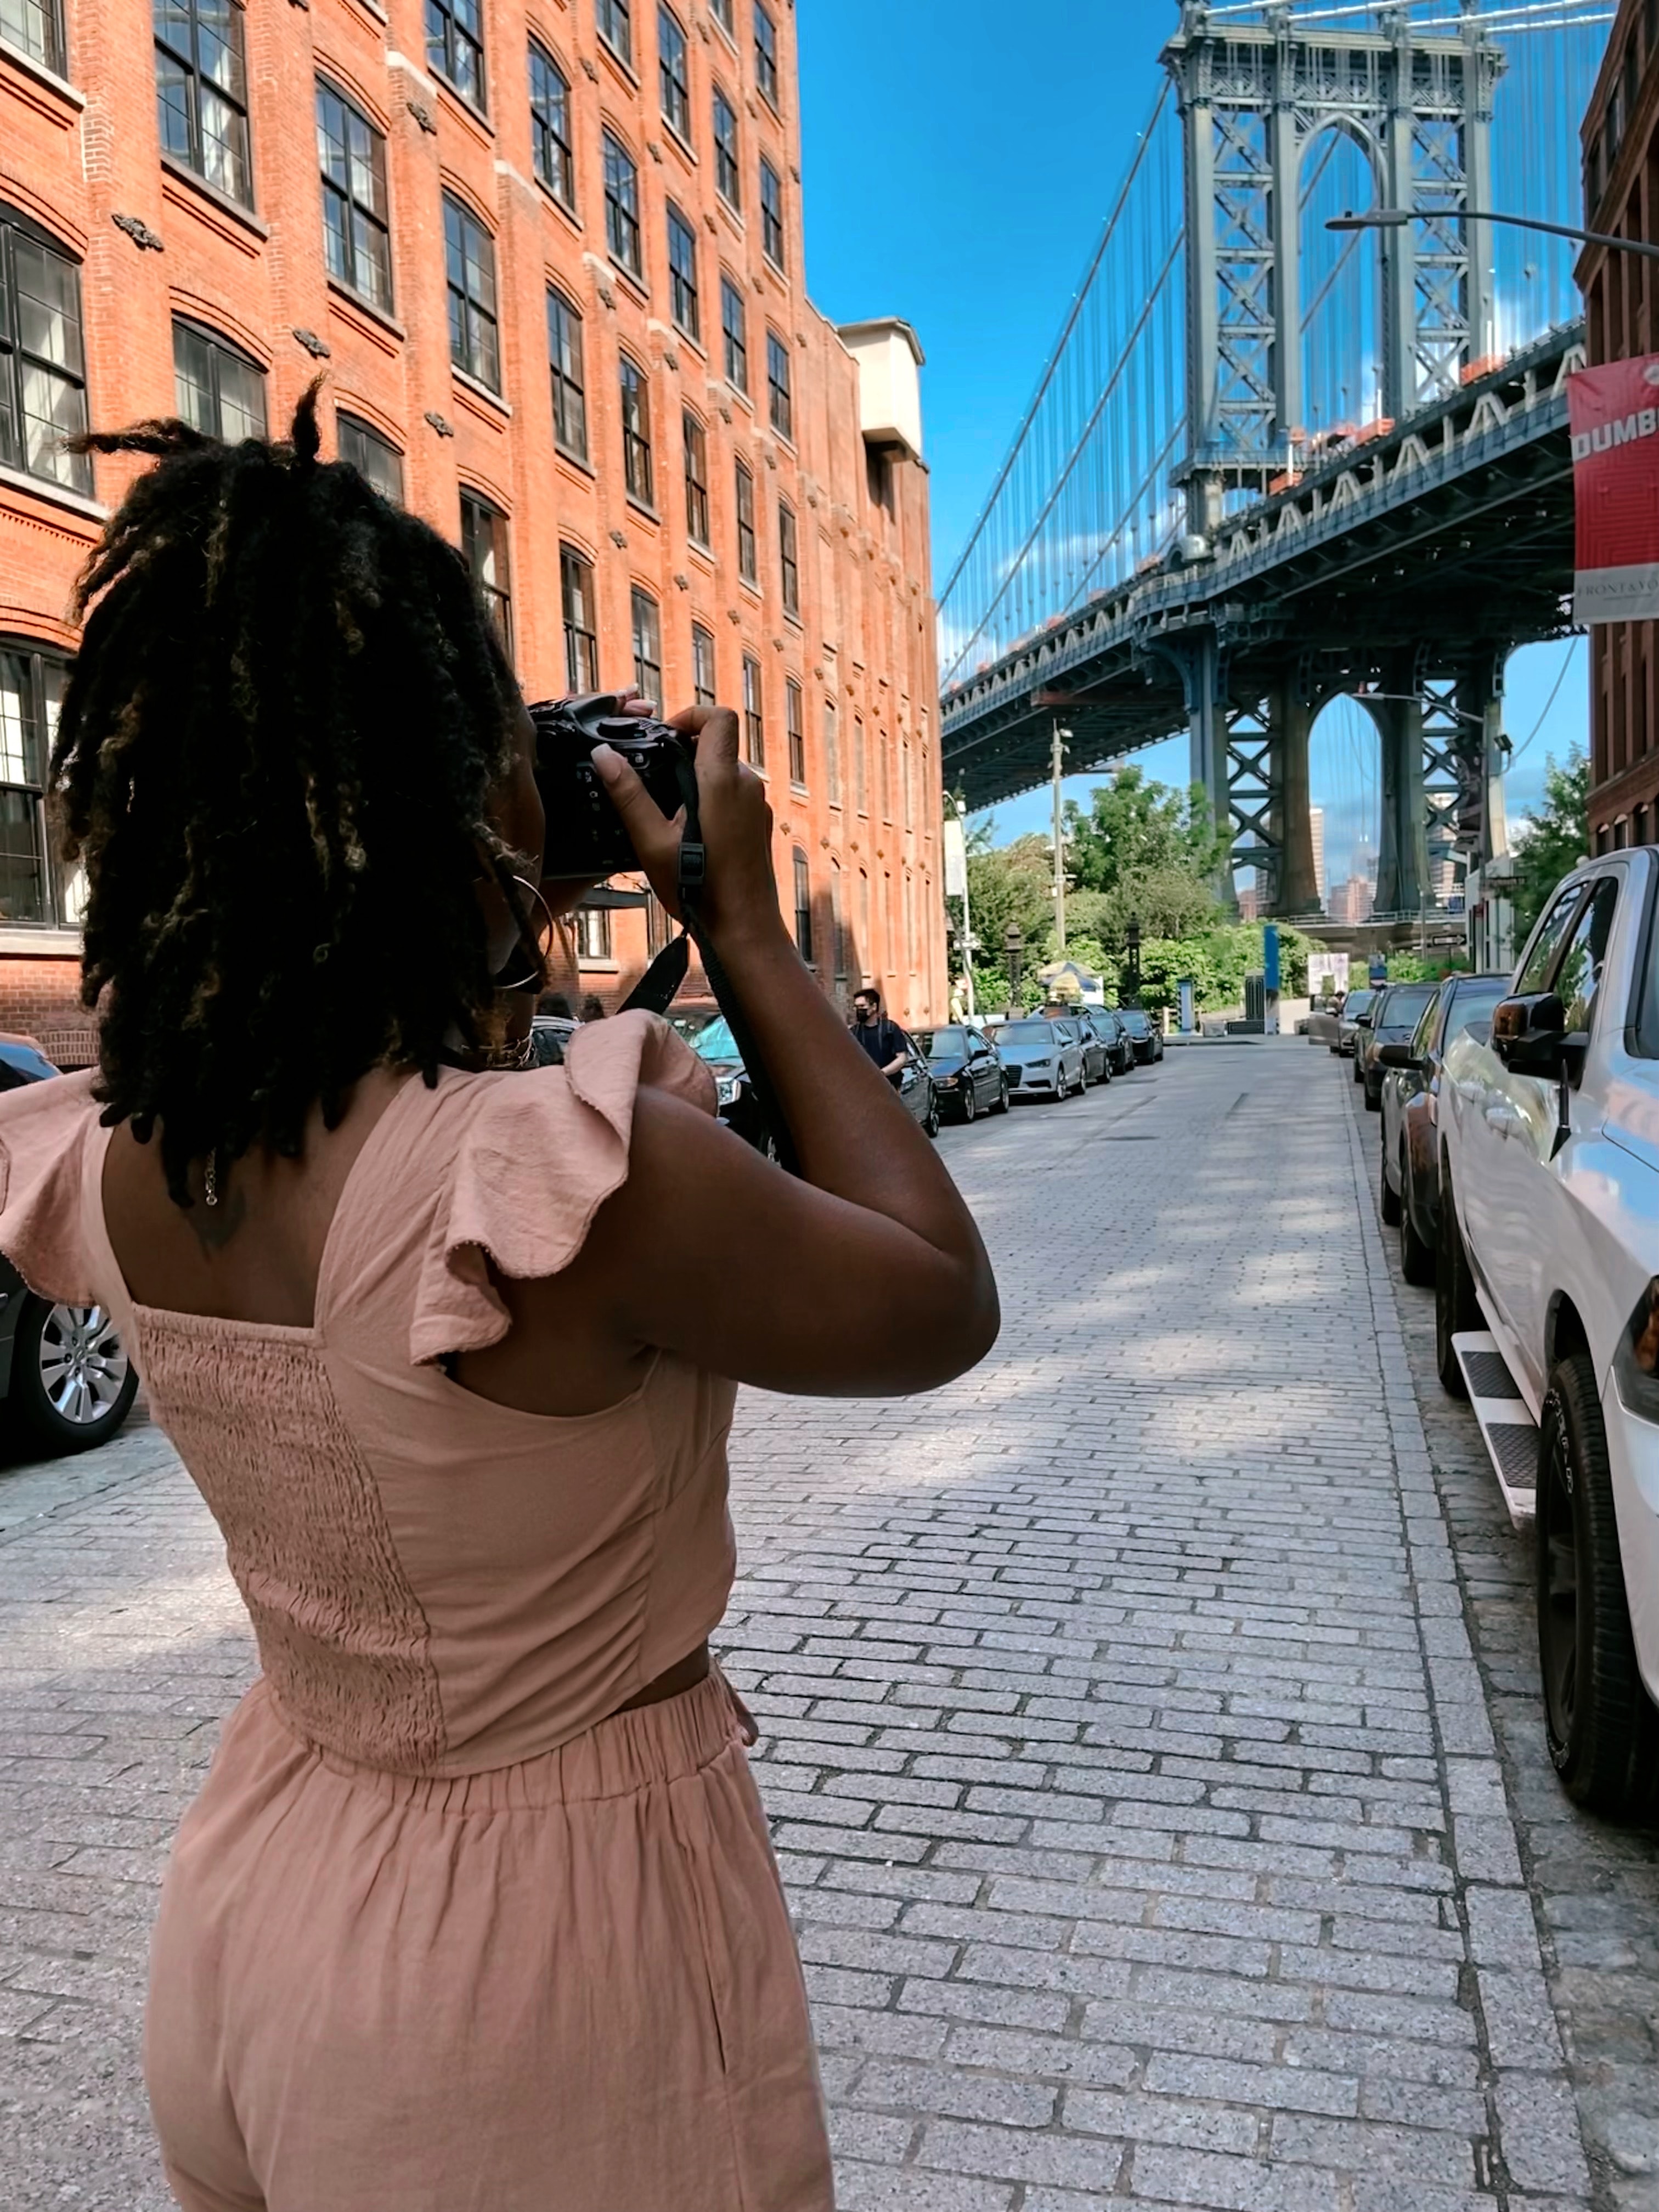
top-left (964, 829), bottom-right (1055, 981)
top-left (1064, 766), bottom-right (1228, 896)
top-left (1511, 747), bottom-right (1590, 939)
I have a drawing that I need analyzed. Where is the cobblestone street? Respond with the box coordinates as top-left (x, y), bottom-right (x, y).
top-left (2, 1040), bottom-right (1655, 2210)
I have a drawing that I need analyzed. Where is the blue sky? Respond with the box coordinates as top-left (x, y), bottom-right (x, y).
top-left (795, 0), bottom-right (1588, 876)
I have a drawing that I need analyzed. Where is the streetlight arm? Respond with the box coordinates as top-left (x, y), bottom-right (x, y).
top-left (1328, 206), bottom-right (1659, 264)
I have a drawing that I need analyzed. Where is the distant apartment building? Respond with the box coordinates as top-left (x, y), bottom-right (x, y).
top-left (0, 0), bottom-right (945, 1050)
top-left (1329, 876), bottom-right (1375, 924)
top-left (1580, 0), bottom-right (1659, 851)
top-left (1308, 806), bottom-right (1327, 906)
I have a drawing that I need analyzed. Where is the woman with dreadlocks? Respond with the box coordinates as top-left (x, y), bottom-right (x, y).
top-left (0, 390), bottom-right (997, 2211)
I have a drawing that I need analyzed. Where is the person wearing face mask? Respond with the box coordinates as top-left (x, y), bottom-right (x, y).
top-left (0, 388), bottom-right (998, 2212)
top-left (850, 984), bottom-right (912, 1087)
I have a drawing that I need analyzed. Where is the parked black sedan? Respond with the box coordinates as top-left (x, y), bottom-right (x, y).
top-left (1356, 981), bottom-right (1437, 1111)
top-left (1092, 1007), bottom-right (1136, 1076)
top-left (1376, 971), bottom-right (1509, 1284)
top-left (1116, 1008), bottom-right (1164, 1064)
top-left (679, 1012), bottom-right (940, 1148)
top-left (0, 1041), bottom-right (141, 1454)
top-left (916, 1024), bottom-right (1009, 1123)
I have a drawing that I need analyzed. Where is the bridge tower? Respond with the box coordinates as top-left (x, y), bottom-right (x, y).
top-left (1163, 1), bottom-right (1505, 917)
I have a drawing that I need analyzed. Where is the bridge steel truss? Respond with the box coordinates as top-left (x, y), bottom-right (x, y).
top-left (943, 2), bottom-right (1558, 921)
top-left (939, 326), bottom-right (1581, 913)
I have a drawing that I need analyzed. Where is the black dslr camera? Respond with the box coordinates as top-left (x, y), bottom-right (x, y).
top-left (527, 693), bottom-right (692, 879)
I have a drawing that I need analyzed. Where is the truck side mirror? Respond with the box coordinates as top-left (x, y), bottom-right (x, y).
top-left (1491, 991), bottom-right (1566, 1076)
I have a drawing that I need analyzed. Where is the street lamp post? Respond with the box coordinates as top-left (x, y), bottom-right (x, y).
top-left (1003, 922), bottom-right (1024, 1015)
top-left (1124, 916), bottom-right (1142, 1009)
top-left (1328, 207), bottom-right (1659, 265)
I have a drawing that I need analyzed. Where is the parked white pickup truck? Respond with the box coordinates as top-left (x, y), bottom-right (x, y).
top-left (1435, 850), bottom-right (1659, 1819)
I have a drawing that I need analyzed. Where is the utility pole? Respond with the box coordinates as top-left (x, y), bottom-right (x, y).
top-left (1052, 721), bottom-right (1067, 955)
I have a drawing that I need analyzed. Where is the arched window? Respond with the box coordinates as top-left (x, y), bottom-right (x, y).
top-left (530, 44), bottom-right (574, 206)
top-left (173, 318), bottom-right (266, 441)
top-left (793, 849), bottom-right (812, 964)
top-left (547, 289), bottom-right (586, 460)
top-left (603, 132), bottom-right (641, 278)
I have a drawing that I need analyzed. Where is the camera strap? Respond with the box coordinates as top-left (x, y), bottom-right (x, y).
top-left (617, 752), bottom-right (800, 1176)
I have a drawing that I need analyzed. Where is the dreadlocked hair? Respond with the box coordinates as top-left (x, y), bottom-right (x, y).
top-left (52, 382), bottom-right (529, 1204)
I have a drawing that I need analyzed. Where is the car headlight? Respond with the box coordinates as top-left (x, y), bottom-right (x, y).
top-left (716, 1075), bottom-right (741, 1107)
top-left (936, 1073), bottom-right (958, 1087)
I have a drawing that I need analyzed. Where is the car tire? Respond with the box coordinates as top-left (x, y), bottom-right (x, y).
top-left (1380, 1147), bottom-right (1402, 1227)
top-left (923, 1099), bottom-right (940, 1139)
top-left (992, 1078), bottom-right (1010, 1114)
top-left (1536, 1353), bottom-right (1659, 1819)
top-left (7, 1297), bottom-right (139, 1456)
top-left (1435, 1158), bottom-right (1481, 1397)
top-left (961, 1083), bottom-right (977, 1125)
top-left (1398, 1159), bottom-right (1435, 1288)
top-left (1363, 1077), bottom-right (1380, 1113)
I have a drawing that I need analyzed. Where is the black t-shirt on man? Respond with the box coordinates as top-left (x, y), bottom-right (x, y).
top-left (853, 1014), bottom-right (910, 1079)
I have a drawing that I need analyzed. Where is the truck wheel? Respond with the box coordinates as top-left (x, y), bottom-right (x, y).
top-left (1380, 1148), bottom-right (1402, 1227)
top-left (1435, 1158), bottom-right (1480, 1397)
top-left (1537, 1354), bottom-right (1659, 1819)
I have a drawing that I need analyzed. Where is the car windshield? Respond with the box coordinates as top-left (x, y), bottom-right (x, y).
top-left (1446, 979), bottom-right (1508, 1040)
top-left (1379, 985), bottom-right (1436, 1030)
top-left (921, 1027), bottom-right (967, 1057)
top-left (1344, 990), bottom-right (1375, 1018)
top-left (685, 1015), bottom-right (741, 1062)
top-left (1120, 1011), bottom-right (1150, 1035)
top-left (1000, 1022), bottom-right (1053, 1045)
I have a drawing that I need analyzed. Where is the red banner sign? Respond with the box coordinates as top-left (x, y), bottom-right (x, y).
top-left (1570, 355), bottom-right (1659, 624)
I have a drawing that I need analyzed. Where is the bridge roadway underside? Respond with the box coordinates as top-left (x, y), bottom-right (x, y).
top-left (940, 330), bottom-right (1581, 909)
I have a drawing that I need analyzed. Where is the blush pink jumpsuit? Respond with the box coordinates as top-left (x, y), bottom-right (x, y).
top-left (0, 1014), bottom-right (833, 2212)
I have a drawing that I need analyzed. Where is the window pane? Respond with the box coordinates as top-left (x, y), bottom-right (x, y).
top-left (692, 624), bottom-right (715, 707)
top-left (668, 206), bottom-right (699, 340)
top-left (597, 0), bottom-right (631, 65)
top-left (760, 159), bottom-right (785, 269)
top-left (735, 461), bottom-right (756, 583)
top-left (155, 0), bottom-right (252, 204)
top-left (461, 492), bottom-right (512, 659)
top-left (630, 588), bottom-right (661, 702)
top-left (1554, 877), bottom-right (1620, 1034)
top-left (216, 350), bottom-right (267, 441)
top-left (561, 547), bottom-right (599, 691)
top-left (721, 278), bottom-right (747, 390)
top-left (1, 0), bottom-right (64, 71)
top-left (713, 89), bottom-right (739, 205)
top-left (767, 329), bottom-right (792, 438)
top-left (548, 291), bottom-right (588, 460)
top-left (338, 414), bottom-right (404, 502)
top-left (754, 2), bottom-right (778, 104)
top-left (659, 7), bottom-right (690, 137)
top-left (531, 46), bottom-right (574, 203)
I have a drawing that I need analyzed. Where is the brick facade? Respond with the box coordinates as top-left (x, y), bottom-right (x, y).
top-left (1581, 0), bottom-right (1659, 853)
top-left (0, 0), bottom-right (945, 1047)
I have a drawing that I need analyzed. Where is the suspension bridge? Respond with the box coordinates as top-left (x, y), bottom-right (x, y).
top-left (936, 0), bottom-right (1611, 918)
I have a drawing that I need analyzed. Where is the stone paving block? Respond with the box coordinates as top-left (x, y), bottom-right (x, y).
top-left (1496, 2074), bottom-right (1594, 2198)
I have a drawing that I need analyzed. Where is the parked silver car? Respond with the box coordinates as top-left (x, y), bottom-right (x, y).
top-left (995, 1017), bottom-right (1087, 1101)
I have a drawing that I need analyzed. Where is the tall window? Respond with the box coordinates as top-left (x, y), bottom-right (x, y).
top-left (577, 905), bottom-right (612, 961)
top-left (742, 653), bottom-right (764, 769)
top-left (682, 410), bottom-right (709, 544)
top-left (425, 0), bottom-right (486, 107)
top-left (709, 0), bottom-right (732, 31)
top-left (317, 83), bottom-right (392, 312)
top-left (760, 157), bottom-right (785, 269)
top-left (766, 329), bottom-right (792, 438)
top-left (734, 460), bottom-right (757, 583)
top-left (854, 713), bottom-right (866, 814)
top-left (547, 289), bottom-right (586, 461)
top-left (753, 2), bottom-right (778, 105)
top-left (443, 195), bottom-right (499, 390)
top-left (0, 644), bottom-right (74, 928)
top-left (658, 6), bottom-right (690, 139)
top-left (0, 214), bottom-right (90, 494)
top-left (460, 490), bottom-right (511, 658)
top-left (793, 849), bottom-right (812, 963)
top-left (529, 44), bottom-right (574, 207)
top-left (619, 354), bottom-right (653, 505)
top-left (630, 587), bottom-right (661, 702)
top-left (667, 205), bottom-right (699, 340)
top-left (778, 500), bottom-right (799, 617)
top-left (786, 678), bottom-right (805, 786)
top-left (721, 276), bottom-right (747, 391)
top-left (824, 698), bottom-right (840, 806)
top-left (561, 546), bottom-right (598, 691)
top-left (831, 860), bottom-right (845, 980)
top-left (596, 0), bottom-right (630, 67)
top-left (603, 133), bottom-right (642, 279)
top-left (338, 413), bottom-right (403, 502)
top-left (173, 319), bottom-right (266, 440)
top-left (713, 87), bottom-right (740, 206)
top-left (155, 0), bottom-right (252, 206)
top-left (3, 0), bottom-right (64, 77)
top-left (692, 623), bottom-right (715, 706)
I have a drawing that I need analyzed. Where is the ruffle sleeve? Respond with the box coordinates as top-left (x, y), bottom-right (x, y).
top-left (409, 1010), bottom-right (718, 1365)
top-left (0, 1068), bottom-right (104, 1306)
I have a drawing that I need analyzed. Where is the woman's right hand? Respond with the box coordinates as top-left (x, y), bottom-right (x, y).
top-left (591, 705), bottom-right (782, 946)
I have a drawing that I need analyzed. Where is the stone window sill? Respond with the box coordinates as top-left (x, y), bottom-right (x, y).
top-left (0, 32), bottom-right (83, 109)
top-left (161, 154), bottom-right (267, 240)
top-left (0, 461), bottom-right (106, 523)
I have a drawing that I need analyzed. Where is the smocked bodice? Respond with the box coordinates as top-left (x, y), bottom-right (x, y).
top-left (0, 1017), bottom-right (738, 1774)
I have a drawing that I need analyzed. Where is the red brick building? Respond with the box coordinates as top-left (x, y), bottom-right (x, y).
top-left (0, 0), bottom-right (944, 1057)
top-left (1581, 0), bottom-right (1659, 851)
